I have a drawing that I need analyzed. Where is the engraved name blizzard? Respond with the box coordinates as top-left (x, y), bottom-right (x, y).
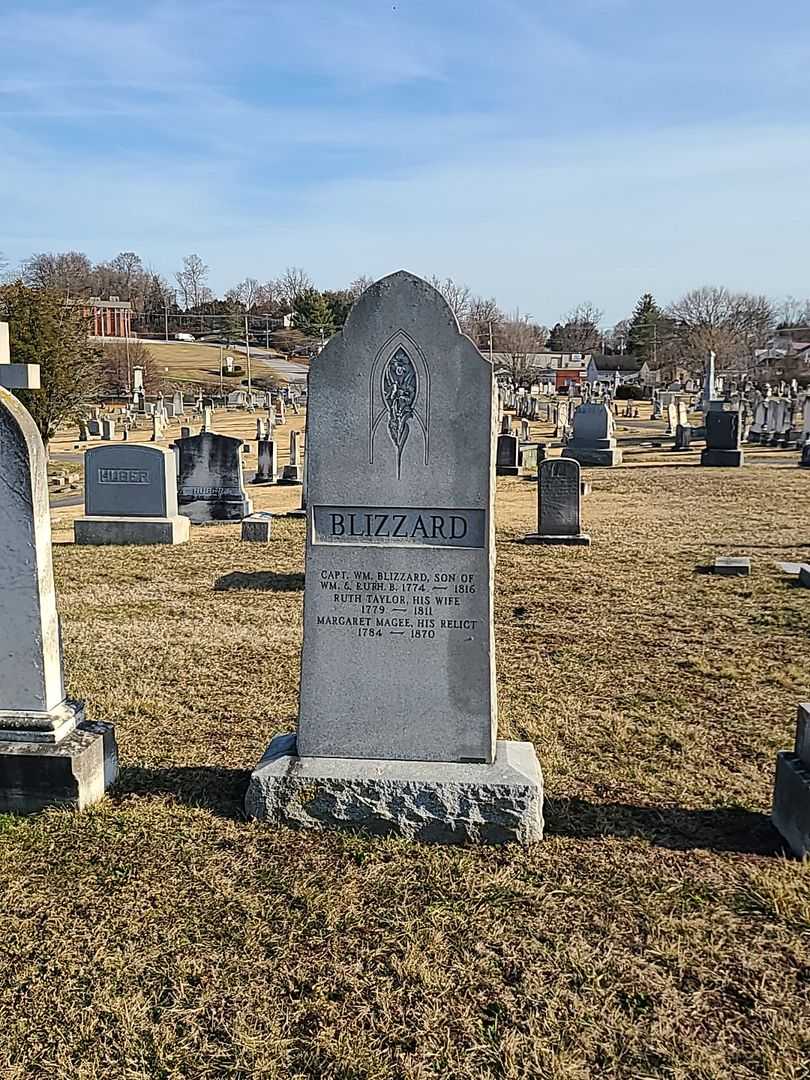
top-left (312, 506), bottom-right (485, 547)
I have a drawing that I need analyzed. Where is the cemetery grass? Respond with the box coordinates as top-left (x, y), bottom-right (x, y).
top-left (141, 341), bottom-right (285, 385)
top-left (2, 458), bottom-right (810, 1079)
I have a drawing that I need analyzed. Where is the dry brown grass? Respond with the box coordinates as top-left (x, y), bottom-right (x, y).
top-left (144, 341), bottom-right (284, 387)
top-left (2, 437), bottom-right (810, 1079)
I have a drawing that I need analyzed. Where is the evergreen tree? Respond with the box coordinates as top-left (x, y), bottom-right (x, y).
top-left (0, 282), bottom-right (101, 444)
top-left (293, 288), bottom-right (334, 337)
top-left (546, 322), bottom-right (564, 351)
top-left (627, 292), bottom-right (664, 364)
top-left (322, 289), bottom-right (354, 328)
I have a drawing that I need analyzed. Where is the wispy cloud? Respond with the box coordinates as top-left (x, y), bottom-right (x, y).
top-left (2, 0), bottom-right (810, 318)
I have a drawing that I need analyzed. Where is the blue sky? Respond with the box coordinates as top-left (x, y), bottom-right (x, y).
top-left (2, 0), bottom-right (809, 323)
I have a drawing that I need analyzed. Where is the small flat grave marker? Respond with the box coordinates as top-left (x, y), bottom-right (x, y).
top-left (713, 556), bottom-right (751, 577)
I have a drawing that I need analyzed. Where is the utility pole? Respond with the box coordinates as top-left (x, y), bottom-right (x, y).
top-left (245, 315), bottom-right (252, 394)
top-left (164, 306), bottom-right (169, 342)
top-left (219, 345), bottom-right (223, 396)
top-left (265, 315), bottom-right (269, 351)
top-left (488, 320), bottom-right (494, 364)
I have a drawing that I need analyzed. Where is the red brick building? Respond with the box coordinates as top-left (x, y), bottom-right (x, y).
top-left (70, 296), bottom-right (133, 338)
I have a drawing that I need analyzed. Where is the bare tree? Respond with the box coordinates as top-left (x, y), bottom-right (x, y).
top-left (549, 302), bottom-right (604, 353)
top-left (175, 254), bottom-right (212, 310)
top-left (347, 275), bottom-right (374, 300)
top-left (428, 275), bottom-right (471, 323)
top-left (496, 312), bottom-right (547, 387)
top-left (604, 318), bottom-right (631, 354)
top-left (776, 295), bottom-right (810, 329)
top-left (252, 281), bottom-right (277, 313)
top-left (20, 251), bottom-right (94, 296)
top-left (226, 277), bottom-right (261, 312)
top-left (92, 251), bottom-right (149, 306)
top-left (276, 267), bottom-right (314, 311)
top-left (667, 286), bottom-right (775, 371)
top-left (100, 340), bottom-right (155, 392)
top-left (464, 295), bottom-right (504, 349)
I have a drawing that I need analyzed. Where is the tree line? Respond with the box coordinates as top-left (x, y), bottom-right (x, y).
top-left (2, 249), bottom-right (809, 441)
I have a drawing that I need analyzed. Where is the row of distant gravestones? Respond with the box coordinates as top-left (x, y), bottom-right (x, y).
top-left (72, 427), bottom-right (306, 547)
top-left (1, 275), bottom-right (809, 851)
top-left (77, 419), bottom-right (596, 548)
top-left (85, 383), bottom-right (810, 544)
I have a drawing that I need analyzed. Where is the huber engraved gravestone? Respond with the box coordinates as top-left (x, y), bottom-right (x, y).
top-left (520, 457), bottom-right (590, 546)
top-left (74, 444), bottom-right (189, 545)
top-left (245, 272), bottom-right (543, 844)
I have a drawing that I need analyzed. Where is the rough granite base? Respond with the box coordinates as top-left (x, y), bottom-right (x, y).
top-left (0, 720), bottom-right (118, 813)
top-left (772, 752), bottom-right (810, 858)
top-left (245, 734), bottom-right (544, 845)
top-left (74, 515), bottom-right (190, 545)
top-left (563, 447), bottom-right (622, 467)
top-left (519, 533), bottom-right (591, 546)
top-left (701, 449), bottom-right (744, 467)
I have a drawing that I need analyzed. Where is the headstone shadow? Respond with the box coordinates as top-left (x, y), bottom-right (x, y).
top-left (545, 797), bottom-right (783, 854)
top-left (113, 764), bottom-right (250, 819)
top-left (214, 570), bottom-right (304, 592)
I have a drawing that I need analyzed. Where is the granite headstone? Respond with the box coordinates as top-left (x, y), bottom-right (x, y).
top-left (0, 340), bottom-right (117, 810)
top-left (772, 702), bottom-right (810, 858)
top-left (176, 433), bottom-right (253, 523)
top-left (75, 445), bottom-right (189, 545)
top-left (563, 402), bottom-right (622, 466)
top-left (521, 457), bottom-right (589, 546)
top-left (245, 272), bottom-right (543, 844)
top-left (701, 409), bottom-right (743, 467)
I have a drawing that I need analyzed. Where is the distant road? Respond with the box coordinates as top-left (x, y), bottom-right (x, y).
top-left (233, 346), bottom-right (309, 384)
top-left (51, 492), bottom-right (83, 509)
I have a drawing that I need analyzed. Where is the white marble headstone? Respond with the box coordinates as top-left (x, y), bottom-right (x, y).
top-left (0, 387), bottom-right (72, 728)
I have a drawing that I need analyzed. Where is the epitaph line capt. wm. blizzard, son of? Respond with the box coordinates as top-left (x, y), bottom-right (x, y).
top-left (245, 272), bottom-right (544, 844)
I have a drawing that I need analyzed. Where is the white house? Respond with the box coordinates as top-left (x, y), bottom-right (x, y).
top-left (493, 352), bottom-right (589, 391)
top-left (586, 355), bottom-right (655, 389)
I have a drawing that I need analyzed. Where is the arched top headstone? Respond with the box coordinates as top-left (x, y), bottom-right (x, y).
top-left (308, 271), bottom-right (495, 507)
top-left (298, 270), bottom-right (497, 764)
top-left (0, 387), bottom-right (66, 717)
